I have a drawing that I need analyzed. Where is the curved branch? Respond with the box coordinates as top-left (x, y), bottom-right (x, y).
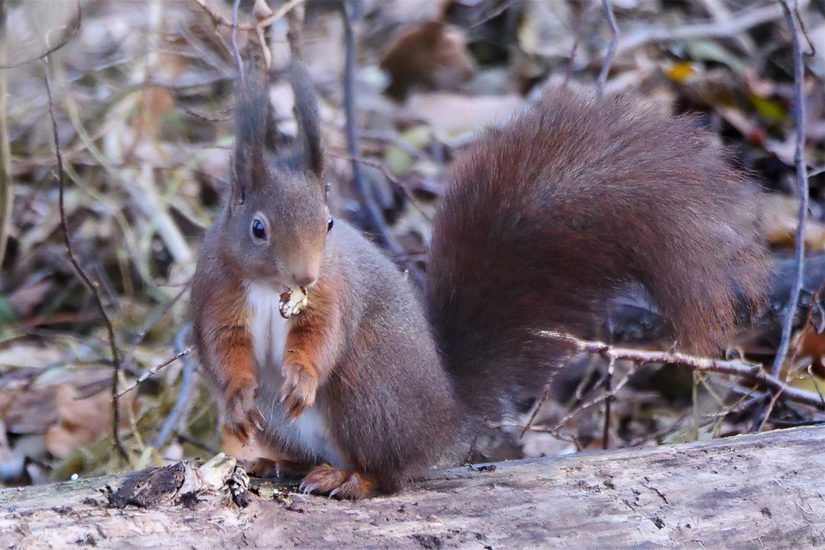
top-left (539, 330), bottom-right (825, 411)
top-left (0, 1), bottom-right (81, 69)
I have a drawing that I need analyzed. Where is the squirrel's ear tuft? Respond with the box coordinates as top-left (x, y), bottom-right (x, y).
top-left (233, 62), bottom-right (269, 197)
top-left (289, 61), bottom-right (324, 180)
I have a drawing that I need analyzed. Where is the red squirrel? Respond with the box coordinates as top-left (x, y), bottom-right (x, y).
top-left (191, 63), bottom-right (769, 499)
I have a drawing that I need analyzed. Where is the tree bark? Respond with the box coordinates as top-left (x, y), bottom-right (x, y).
top-left (2, 426), bottom-right (825, 548)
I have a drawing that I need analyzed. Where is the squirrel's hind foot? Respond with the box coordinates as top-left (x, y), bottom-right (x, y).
top-left (299, 464), bottom-right (377, 499)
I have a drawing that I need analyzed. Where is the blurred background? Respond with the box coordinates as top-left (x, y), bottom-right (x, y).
top-left (1, 0), bottom-right (824, 486)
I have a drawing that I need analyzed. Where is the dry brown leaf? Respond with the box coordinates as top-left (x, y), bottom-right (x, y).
top-left (759, 194), bottom-right (825, 251)
top-left (44, 386), bottom-right (138, 459)
top-left (794, 327), bottom-right (825, 378)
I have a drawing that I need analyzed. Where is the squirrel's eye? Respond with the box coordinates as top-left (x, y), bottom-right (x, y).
top-left (327, 217), bottom-right (334, 232)
top-left (251, 218), bottom-right (266, 240)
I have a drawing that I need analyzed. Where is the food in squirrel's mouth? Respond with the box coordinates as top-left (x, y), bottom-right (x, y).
top-left (279, 286), bottom-right (309, 319)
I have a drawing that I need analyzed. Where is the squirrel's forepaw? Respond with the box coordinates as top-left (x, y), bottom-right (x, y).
top-left (224, 378), bottom-right (264, 444)
top-left (280, 362), bottom-right (318, 421)
top-left (299, 465), bottom-right (376, 500)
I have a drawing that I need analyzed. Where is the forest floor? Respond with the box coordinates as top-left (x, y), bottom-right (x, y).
top-left (1, 0), bottom-right (824, 494)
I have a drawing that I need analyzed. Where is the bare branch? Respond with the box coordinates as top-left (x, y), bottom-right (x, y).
top-left (152, 326), bottom-right (197, 449)
top-left (0, 1), bottom-right (81, 69)
top-left (601, 352), bottom-right (615, 449)
top-left (192, 0), bottom-right (253, 31)
top-left (43, 57), bottom-right (128, 461)
top-left (327, 151), bottom-right (433, 222)
top-left (193, 0), bottom-right (305, 32)
top-left (256, 0), bottom-right (307, 30)
top-left (554, 359), bottom-right (639, 435)
top-left (614, 1), bottom-right (809, 57)
top-left (339, 0), bottom-right (403, 257)
top-left (772, 0), bottom-right (811, 378)
top-left (539, 331), bottom-right (825, 411)
top-left (467, 0), bottom-right (518, 29)
top-left (0, 0), bottom-right (10, 267)
top-left (116, 348), bottom-right (192, 399)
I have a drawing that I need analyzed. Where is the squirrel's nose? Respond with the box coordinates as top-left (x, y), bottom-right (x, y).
top-left (293, 273), bottom-right (318, 288)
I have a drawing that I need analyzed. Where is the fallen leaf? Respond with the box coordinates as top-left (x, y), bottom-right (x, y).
top-left (666, 62), bottom-right (696, 83)
top-left (45, 385), bottom-right (139, 459)
top-left (759, 194), bottom-right (825, 251)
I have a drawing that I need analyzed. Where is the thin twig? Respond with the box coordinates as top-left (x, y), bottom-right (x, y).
top-left (257, 0), bottom-right (307, 31)
top-left (553, 362), bottom-right (640, 434)
top-left (597, 0), bottom-right (618, 97)
top-left (792, 2), bottom-right (816, 56)
top-left (175, 433), bottom-right (218, 455)
top-left (520, 384), bottom-right (553, 439)
top-left (116, 348), bottom-right (192, 399)
top-left (782, 278), bottom-right (825, 379)
top-left (43, 57), bottom-right (128, 461)
top-left (193, 0), bottom-right (253, 31)
top-left (467, 0), bottom-right (518, 29)
top-left (0, 1), bottom-right (81, 69)
top-left (539, 331), bottom-right (825, 411)
top-left (498, 361), bottom-right (638, 445)
top-left (327, 151), bottom-right (433, 222)
top-left (152, 326), bottom-right (196, 449)
top-left (614, 0), bottom-right (809, 57)
top-left (181, 107), bottom-right (233, 123)
top-left (131, 282), bottom-right (190, 350)
top-left (193, 0), bottom-right (305, 32)
top-left (757, 387), bottom-right (784, 433)
top-left (772, 0), bottom-right (810, 378)
top-left (0, 0), bottom-right (10, 267)
top-left (339, 0), bottom-right (403, 257)
top-left (602, 306), bottom-right (615, 450)
top-left (697, 0), bottom-right (755, 55)
top-left (807, 364), bottom-right (825, 404)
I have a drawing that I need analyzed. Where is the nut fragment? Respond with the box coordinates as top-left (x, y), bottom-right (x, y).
top-left (278, 286), bottom-right (309, 319)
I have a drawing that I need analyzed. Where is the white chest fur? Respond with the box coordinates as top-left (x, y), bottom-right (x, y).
top-left (244, 282), bottom-right (343, 467)
top-left (245, 282), bottom-right (287, 369)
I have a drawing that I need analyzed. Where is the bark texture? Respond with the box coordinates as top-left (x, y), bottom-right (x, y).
top-left (2, 426), bottom-right (825, 548)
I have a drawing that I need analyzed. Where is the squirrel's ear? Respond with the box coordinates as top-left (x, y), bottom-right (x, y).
top-left (233, 64), bottom-right (269, 198)
top-left (289, 61), bottom-right (324, 180)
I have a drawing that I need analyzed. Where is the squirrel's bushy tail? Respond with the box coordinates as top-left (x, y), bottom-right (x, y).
top-left (425, 88), bottom-right (770, 418)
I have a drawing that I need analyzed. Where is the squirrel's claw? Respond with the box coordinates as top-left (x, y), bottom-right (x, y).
top-left (298, 479), bottom-right (318, 494)
top-left (298, 465), bottom-right (377, 500)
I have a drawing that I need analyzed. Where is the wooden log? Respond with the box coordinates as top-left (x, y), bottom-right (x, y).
top-left (2, 426), bottom-right (825, 548)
